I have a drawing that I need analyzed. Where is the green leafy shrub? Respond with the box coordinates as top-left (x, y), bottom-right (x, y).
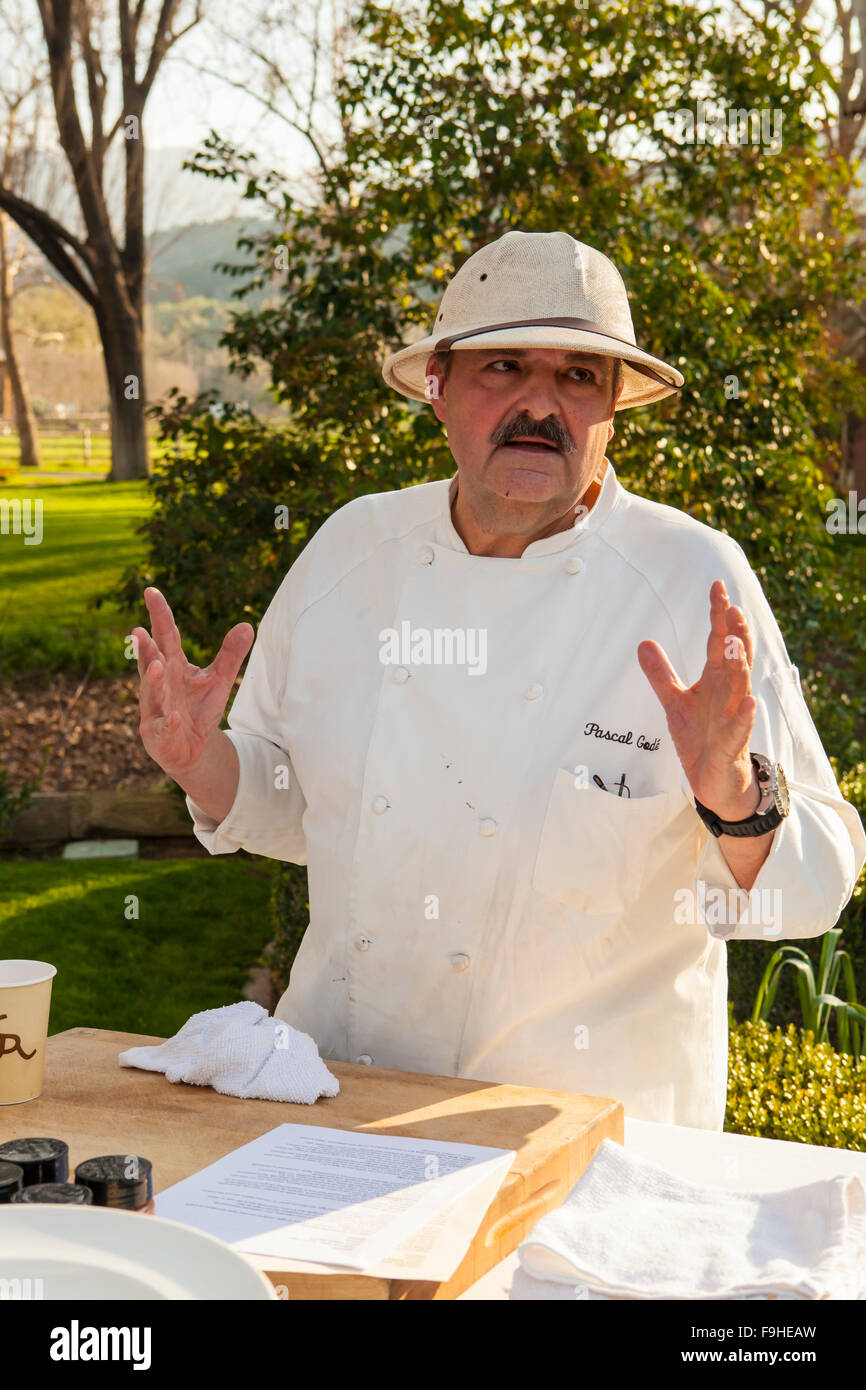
top-left (0, 755), bottom-right (37, 834)
top-left (727, 760), bottom-right (866, 1026)
top-left (268, 861), bottom-right (310, 997)
top-left (113, 392), bottom-right (440, 657)
top-left (725, 1007), bottom-right (866, 1148)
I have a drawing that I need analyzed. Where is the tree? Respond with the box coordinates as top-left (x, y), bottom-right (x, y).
top-left (733, 0), bottom-right (866, 485)
top-left (1, 172), bottom-right (42, 471)
top-left (183, 0), bottom-right (357, 206)
top-left (0, 0), bottom-right (203, 480)
top-left (733, 0), bottom-right (866, 166)
top-left (0, 3), bottom-right (47, 468)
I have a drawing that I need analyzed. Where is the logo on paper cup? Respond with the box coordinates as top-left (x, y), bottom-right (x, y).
top-left (0, 1015), bottom-right (36, 1061)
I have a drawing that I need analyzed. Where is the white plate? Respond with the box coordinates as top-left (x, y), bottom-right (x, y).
top-left (0, 1206), bottom-right (277, 1299)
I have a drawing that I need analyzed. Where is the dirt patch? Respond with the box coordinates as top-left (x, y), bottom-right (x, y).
top-left (0, 672), bottom-right (161, 793)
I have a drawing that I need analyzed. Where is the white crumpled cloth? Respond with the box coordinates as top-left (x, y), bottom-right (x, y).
top-left (119, 1001), bottom-right (340, 1104)
top-left (511, 1139), bottom-right (866, 1301)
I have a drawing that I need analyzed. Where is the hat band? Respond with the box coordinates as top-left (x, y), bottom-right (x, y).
top-left (433, 317), bottom-right (676, 389)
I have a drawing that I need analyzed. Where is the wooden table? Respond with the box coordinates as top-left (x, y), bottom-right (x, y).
top-left (6, 1028), bottom-right (623, 1300)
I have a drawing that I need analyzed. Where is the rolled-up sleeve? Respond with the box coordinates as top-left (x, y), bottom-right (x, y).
top-left (679, 544), bottom-right (866, 942)
top-left (186, 577), bottom-right (308, 864)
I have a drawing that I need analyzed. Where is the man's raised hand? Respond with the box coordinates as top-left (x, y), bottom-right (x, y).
top-left (637, 579), bottom-right (759, 821)
top-left (134, 587), bottom-right (254, 778)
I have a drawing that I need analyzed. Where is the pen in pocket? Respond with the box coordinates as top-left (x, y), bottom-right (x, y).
top-left (593, 773), bottom-right (630, 797)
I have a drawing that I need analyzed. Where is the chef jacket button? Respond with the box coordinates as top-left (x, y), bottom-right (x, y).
top-left (418, 545), bottom-right (435, 565)
top-left (479, 817), bottom-right (497, 836)
top-left (356, 1054), bottom-right (373, 1065)
top-left (524, 682), bottom-right (544, 701)
top-left (449, 952), bottom-right (471, 973)
top-left (564, 555), bottom-right (584, 574)
top-left (355, 935), bottom-right (372, 951)
top-left (372, 795), bottom-right (389, 814)
top-left (393, 666), bottom-right (410, 683)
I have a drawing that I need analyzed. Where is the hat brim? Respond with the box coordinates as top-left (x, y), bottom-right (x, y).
top-left (382, 325), bottom-right (684, 410)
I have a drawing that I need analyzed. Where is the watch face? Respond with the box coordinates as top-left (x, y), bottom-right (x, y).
top-left (773, 764), bottom-right (790, 816)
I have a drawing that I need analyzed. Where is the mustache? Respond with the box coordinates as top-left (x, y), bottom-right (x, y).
top-left (490, 413), bottom-right (575, 453)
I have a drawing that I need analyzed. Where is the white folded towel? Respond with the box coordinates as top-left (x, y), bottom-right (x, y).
top-left (119, 1001), bottom-right (340, 1104)
top-left (512, 1138), bottom-right (866, 1301)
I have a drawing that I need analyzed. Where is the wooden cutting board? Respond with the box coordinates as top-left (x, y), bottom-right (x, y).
top-left (5, 1028), bottom-right (623, 1300)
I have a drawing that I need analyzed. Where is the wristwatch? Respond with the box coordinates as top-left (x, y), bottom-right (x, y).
top-left (693, 753), bottom-right (790, 839)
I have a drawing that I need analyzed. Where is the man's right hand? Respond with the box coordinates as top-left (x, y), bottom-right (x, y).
top-left (134, 587), bottom-right (254, 779)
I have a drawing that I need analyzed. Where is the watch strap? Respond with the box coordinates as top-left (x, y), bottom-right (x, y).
top-left (693, 755), bottom-right (786, 838)
top-left (692, 797), bottom-right (785, 838)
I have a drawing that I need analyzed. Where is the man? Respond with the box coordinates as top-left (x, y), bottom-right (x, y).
top-left (135, 230), bottom-right (865, 1130)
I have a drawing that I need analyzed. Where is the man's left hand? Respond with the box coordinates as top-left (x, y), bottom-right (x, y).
top-left (637, 579), bottom-right (760, 821)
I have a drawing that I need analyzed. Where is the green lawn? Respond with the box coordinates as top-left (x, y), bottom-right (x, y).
top-left (0, 480), bottom-right (150, 678)
top-left (0, 857), bottom-right (275, 1036)
top-left (0, 434), bottom-right (112, 474)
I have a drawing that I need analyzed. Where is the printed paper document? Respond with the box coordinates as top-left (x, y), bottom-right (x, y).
top-left (154, 1124), bottom-right (515, 1278)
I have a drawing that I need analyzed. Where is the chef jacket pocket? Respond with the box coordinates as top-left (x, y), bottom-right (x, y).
top-left (532, 767), bottom-right (677, 918)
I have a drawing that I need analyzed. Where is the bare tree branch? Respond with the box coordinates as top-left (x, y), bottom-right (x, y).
top-left (76, 0), bottom-right (109, 180)
top-left (137, 0), bottom-right (202, 105)
top-left (0, 183), bottom-right (97, 304)
top-left (175, 53), bottom-right (340, 202)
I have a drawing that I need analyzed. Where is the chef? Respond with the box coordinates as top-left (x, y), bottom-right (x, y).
top-left (135, 230), bottom-right (866, 1130)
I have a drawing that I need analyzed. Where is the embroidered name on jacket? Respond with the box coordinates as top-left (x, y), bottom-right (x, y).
top-left (584, 721), bottom-right (661, 751)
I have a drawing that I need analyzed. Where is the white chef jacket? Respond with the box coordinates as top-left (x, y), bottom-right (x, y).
top-left (187, 462), bottom-right (866, 1130)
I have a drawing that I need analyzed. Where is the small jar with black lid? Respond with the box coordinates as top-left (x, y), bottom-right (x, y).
top-left (0, 1160), bottom-right (24, 1203)
top-left (75, 1155), bottom-right (154, 1213)
top-left (11, 1182), bottom-right (93, 1204)
top-left (0, 1138), bottom-right (68, 1187)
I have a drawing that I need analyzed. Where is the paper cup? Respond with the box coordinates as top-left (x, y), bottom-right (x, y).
top-left (0, 961), bottom-right (57, 1105)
